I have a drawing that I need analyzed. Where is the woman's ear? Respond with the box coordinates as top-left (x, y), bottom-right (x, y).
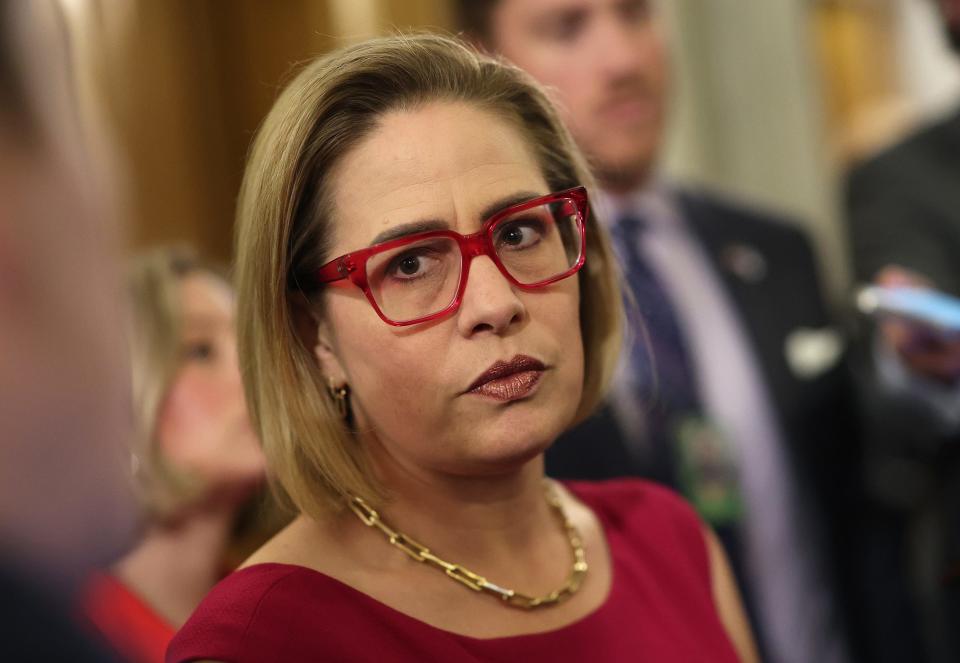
top-left (313, 318), bottom-right (347, 386)
top-left (290, 293), bottom-right (347, 385)
top-left (290, 293), bottom-right (319, 352)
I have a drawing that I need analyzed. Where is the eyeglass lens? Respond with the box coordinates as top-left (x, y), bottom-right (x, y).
top-left (364, 199), bottom-right (582, 323)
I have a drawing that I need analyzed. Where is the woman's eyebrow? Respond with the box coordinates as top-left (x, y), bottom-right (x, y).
top-left (369, 219), bottom-right (448, 246)
top-left (368, 191), bottom-right (546, 246)
top-left (480, 191), bottom-right (544, 221)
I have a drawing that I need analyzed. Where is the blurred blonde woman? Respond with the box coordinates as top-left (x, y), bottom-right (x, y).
top-left (83, 247), bottom-right (266, 663)
top-left (169, 35), bottom-right (758, 663)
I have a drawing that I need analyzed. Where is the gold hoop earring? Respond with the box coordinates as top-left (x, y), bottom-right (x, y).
top-left (327, 377), bottom-right (349, 420)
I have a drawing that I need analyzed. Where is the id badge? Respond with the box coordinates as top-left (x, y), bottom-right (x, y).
top-left (675, 415), bottom-right (744, 526)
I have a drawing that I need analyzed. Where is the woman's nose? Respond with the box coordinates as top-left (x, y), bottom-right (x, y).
top-left (456, 255), bottom-right (526, 336)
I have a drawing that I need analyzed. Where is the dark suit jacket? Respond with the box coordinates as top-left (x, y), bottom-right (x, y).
top-left (847, 110), bottom-right (960, 663)
top-left (848, 109), bottom-right (960, 295)
top-left (546, 188), bottom-right (867, 661)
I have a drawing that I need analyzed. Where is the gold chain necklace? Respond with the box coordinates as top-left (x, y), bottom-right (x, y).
top-left (347, 480), bottom-right (588, 609)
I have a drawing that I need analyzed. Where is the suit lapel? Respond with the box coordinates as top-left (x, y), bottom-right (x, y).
top-left (674, 190), bottom-right (798, 422)
top-left (675, 191), bottom-right (771, 323)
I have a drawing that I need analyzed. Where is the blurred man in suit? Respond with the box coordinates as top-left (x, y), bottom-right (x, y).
top-left (846, 2), bottom-right (960, 661)
top-left (457, 1), bottom-right (862, 661)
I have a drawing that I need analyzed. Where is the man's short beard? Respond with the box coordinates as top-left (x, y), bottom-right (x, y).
top-left (593, 157), bottom-right (655, 195)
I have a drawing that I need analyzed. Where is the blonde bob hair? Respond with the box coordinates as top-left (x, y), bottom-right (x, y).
top-left (235, 33), bottom-right (623, 517)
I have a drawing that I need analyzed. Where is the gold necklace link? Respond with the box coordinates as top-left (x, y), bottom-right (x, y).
top-left (347, 481), bottom-right (588, 610)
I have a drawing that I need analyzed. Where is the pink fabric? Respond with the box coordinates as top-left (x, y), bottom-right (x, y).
top-left (167, 479), bottom-right (740, 662)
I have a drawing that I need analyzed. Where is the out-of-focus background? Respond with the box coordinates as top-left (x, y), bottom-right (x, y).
top-left (59, 0), bottom-right (959, 299)
top-left (3, 1), bottom-right (954, 661)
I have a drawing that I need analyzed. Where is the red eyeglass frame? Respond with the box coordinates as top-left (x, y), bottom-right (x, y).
top-left (314, 186), bottom-right (589, 327)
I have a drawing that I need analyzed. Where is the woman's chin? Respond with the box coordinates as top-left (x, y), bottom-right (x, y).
top-left (448, 432), bottom-right (554, 477)
top-left (196, 471), bottom-right (267, 509)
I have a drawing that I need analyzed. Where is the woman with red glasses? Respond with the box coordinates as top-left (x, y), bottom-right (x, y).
top-left (168, 34), bottom-right (757, 663)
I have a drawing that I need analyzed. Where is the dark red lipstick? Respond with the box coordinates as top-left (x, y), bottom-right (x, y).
top-left (466, 355), bottom-right (546, 402)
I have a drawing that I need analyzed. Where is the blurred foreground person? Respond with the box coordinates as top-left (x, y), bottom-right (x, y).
top-left (457, 1), bottom-right (861, 661)
top-left (83, 247), bottom-right (267, 663)
top-left (0, 0), bottom-right (136, 660)
top-left (846, 2), bottom-right (960, 661)
top-left (167, 34), bottom-right (759, 662)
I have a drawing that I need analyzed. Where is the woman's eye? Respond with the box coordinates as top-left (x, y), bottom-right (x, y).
top-left (387, 250), bottom-right (436, 280)
top-left (540, 13), bottom-right (585, 43)
top-left (398, 255), bottom-right (421, 276)
top-left (374, 237), bottom-right (457, 286)
top-left (182, 341), bottom-right (214, 362)
top-left (497, 221), bottom-right (544, 250)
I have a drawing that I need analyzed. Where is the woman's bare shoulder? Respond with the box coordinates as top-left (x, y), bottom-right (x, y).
top-left (239, 513), bottom-right (331, 570)
top-left (236, 510), bottom-right (367, 583)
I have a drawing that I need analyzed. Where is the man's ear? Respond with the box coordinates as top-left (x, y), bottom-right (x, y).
top-left (290, 294), bottom-right (347, 384)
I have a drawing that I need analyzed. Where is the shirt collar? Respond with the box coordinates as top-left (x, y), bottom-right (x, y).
top-left (594, 177), bottom-right (679, 232)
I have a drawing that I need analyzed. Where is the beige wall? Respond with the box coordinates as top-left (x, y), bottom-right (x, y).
top-left (660, 0), bottom-right (849, 297)
top-left (65, 1), bottom-right (337, 260)
top-left (62, 0), bottom-right (456, 260)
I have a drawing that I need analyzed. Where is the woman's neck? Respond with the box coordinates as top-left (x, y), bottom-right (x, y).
top-left (113, 504), bottom-right (235, 627)
top-left (355, 455), bottom-right (567, 581)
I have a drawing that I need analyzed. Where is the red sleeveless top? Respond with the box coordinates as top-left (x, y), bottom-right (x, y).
top-left (167, 479), bottom-right (740, 662)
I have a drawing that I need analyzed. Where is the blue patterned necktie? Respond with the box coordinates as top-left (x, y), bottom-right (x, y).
top-left (611, 211), bottom-right (762, 655)
top-left (611, 213), bottom-right (702, 483)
